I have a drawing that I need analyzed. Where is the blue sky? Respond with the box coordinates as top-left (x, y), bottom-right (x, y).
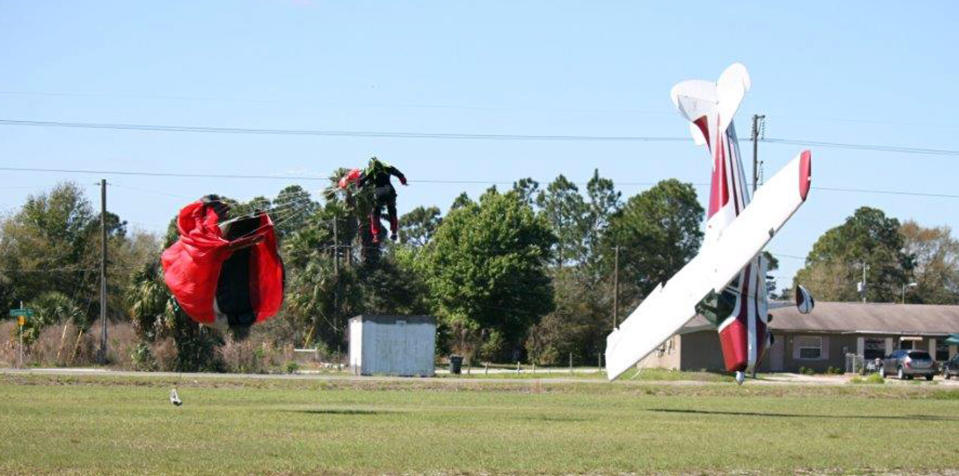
top-left (2, 1), bottom-right (957, 289)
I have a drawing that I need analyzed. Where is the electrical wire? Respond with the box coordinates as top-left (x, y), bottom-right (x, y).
top-left (4, 165), bottom-right (958, 199)
top-left (0, 119), bottom-right (688, 142)
top-left (3, 118), bottom-right (959, 156)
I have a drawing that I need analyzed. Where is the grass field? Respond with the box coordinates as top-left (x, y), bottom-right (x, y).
top-left (1, 372), bottom-right (958, 474)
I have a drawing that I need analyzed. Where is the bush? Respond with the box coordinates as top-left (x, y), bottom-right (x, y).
top-left (850, 373), bottom-right (885, 385)
top-left (798, 366), bottom-right (816, 375)
top-left (151, 338), bottom-right (178, 371)
top-left (826, 366), bottom-right (844, 375)
top-left (131, 343), bottom-right (158, 371)
top-left (217, 333), bottom-right (293, 374)
top-left (285, 361), bottom-right (300, 374)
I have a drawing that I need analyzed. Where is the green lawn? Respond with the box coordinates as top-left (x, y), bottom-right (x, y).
top-left (1, 373), bottom-right (957, 474)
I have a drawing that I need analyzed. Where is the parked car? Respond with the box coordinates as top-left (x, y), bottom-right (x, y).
top-left (942, 354), bottom-right (959, 380)
top-left (879, 350), bottom-right (937, 380)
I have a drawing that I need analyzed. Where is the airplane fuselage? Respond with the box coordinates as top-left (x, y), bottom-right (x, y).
top-left (696, 119), bottom-right (770, 375)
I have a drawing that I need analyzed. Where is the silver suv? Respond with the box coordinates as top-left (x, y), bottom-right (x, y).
top-left (880, 350), bottom-right (936, 380)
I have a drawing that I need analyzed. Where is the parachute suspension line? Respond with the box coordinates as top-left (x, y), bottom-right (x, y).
top-left (216, 198), bottom-right (312, 226)
top-left (225, 201), bottom-right (315, 244)
top-left (252, 194), bottom-right (316, 209)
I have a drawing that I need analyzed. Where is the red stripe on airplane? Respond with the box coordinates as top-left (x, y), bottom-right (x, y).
top-left (799, 150), bottom-right (812, 201)
top-left (708, 132), bottom-right (730, 218)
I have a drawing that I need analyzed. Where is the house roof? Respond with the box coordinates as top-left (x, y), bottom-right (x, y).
top-left (769, 302), bottom-right (959, 336)
top-left (680, 302), bottom-right (959, 336)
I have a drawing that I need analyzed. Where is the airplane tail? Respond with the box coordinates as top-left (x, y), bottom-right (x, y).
top-left (670, 63), bottom-right (751, 146)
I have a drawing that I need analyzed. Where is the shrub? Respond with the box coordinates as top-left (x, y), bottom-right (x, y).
top-left (826, 366), bottom-right (844, 375)
top-left (131, 343), bottom-right (158, 371)
top-left (151, 338), bottom-right (178, 371)
top-left (850, 373), bottom-right (885, 385)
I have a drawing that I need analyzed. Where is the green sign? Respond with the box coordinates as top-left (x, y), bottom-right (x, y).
top-left (9, 308), bottom-right (33, 318)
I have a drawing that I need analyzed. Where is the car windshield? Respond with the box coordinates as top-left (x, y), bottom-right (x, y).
top-left (908, 351), bottom-right (931, 360)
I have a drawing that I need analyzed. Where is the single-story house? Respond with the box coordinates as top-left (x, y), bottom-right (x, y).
top-left (637, 302), bottom-right (959, 373)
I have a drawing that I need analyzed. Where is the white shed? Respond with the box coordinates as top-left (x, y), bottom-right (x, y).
top-left (348, 315), bottom-right (436, 377)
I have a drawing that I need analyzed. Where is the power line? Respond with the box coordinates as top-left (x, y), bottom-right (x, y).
top-left (0, 119), bottom-right (687, 142)
top-left (0, 165), bottom-right (328, 181)
top-left (2, 118), bottom-right (959, 156)
top-left (811, 186), bottom-right (959, 200)
top-left (3, 165), bottom-right (958, 199)
top-left (762, 138), bottom-right (959, 157)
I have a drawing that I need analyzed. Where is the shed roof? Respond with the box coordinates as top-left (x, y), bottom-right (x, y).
top-left (349, 314), bottom-right (436, 325)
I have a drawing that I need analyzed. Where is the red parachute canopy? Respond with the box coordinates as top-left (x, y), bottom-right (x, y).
top-left (161, 198), bottom-right (284, 327)
top-left (338, 168), bottom-right (362, 189)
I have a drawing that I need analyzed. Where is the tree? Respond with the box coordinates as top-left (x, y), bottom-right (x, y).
top-left (450, 192), bottom-right (473, 211)
top-left (536, 175), bottom-right (586, 268)
top-left (272, 185), bottom-right (318, 240)
top-left (581, 169), bottom-right (622, 279)
top-left (511, 178), bottom-right (540, 207)
top-left (0, 183), bottom-right (96, 309)
top-left (0, 182), bottom-right (154, 331)
top-left (604, 179), bottom-right (704, 308)
top-left (399, 206), bottom-right (442, 247)
top-left (423, 188), bottom-right (555, 361)
top-left (763, 251), bottom-right (780, 295)
top-left (525, 268), bottom-right (608, 366)
top-left (900, 220), bottom-right (959, 304)
top-left (794, 207), bottom-right (911, 302)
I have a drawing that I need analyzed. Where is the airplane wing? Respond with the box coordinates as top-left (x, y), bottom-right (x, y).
top-left (605, 149), bottom-right (811, 380)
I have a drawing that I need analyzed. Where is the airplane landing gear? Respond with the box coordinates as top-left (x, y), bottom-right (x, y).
top-left (735, 371), bottom-right (746, 385)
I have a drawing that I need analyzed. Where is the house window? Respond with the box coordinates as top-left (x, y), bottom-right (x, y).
top-left (864, 338), bottom-right (885, 360)
top-left (796, 336), bottom-right (824, 360)
top-left (937, 340), bottom-right (950, 361)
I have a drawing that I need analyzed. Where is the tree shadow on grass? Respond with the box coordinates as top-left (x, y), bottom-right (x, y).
top-left (649, 408), bottom-right (958, 422)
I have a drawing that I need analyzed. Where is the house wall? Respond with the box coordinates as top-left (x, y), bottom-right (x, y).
top-left (773, 333), bottom-right (857, 373)
top-left (680, 331), bottom-right (725, 371)
top-left (670, 330), bottom-right (959, 375)
top-left (636, 335), bottom-right (682, 370)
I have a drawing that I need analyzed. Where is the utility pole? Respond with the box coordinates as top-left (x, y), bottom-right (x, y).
top-left (860, 263), bottom-right (869, 304)
top-left (613, 246), bottom-right (620, 329)
top-left (333, 217), bottom-right (339, 343)
top-left (18, 300), bottom-right (23, 368)
top-left (98, 179), bottom-right (108, 364)
top-left (751, 114), bottom-right (765, 193)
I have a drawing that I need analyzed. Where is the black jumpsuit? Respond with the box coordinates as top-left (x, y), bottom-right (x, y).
top-left (359, 162), bottom-right (405, 241)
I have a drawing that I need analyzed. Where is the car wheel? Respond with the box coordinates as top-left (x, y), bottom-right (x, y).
top-left (926, 374), bottom-right (934, 381)
top-left (946, 373), bottom-right (952, 380)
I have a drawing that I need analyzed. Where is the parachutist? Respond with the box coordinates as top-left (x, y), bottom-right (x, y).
top-left (341, 157), bottom-right (407, 245)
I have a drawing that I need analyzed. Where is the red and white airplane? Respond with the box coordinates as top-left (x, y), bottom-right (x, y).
top-left (605, 63), bottom-right (815, 384)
